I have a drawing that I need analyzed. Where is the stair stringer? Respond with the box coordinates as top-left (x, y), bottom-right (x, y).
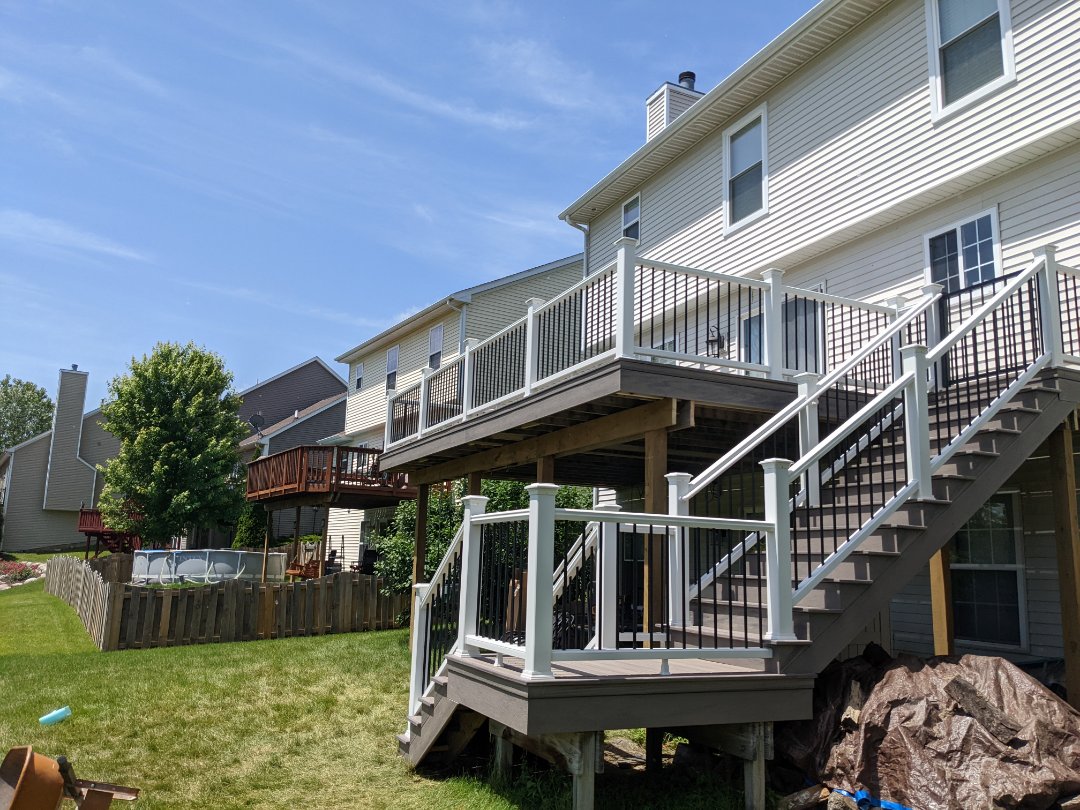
top-left (778, 380), bottom-right (1080, 675)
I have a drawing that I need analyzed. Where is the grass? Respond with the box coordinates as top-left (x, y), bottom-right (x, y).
top-left (0, 581), bottom-right (746, 809)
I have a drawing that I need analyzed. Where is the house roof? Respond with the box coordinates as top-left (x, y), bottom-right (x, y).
top-left (237, 356), bottom-right (346, 395)
top-left (238, 392), bottom-right (347, 449)
top-left (559, 0), bottom-right (892, 225)
top-left (334, 253), bottom-right (583, 364)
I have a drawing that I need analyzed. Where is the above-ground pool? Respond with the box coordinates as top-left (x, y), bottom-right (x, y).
top-left (131, 549), bottom-right (287, 584)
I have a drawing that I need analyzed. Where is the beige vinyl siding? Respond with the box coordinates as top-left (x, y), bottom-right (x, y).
top-left (326, 425), bottom-right (393, 563)
top-left (666, 88), bottom-right (699, 122)
top-left (344, 311), bottom-right (461, 436)
top-left (2, 435), bottom-right (85, 551)
top-left (586, 0), bottom-right (1080, 280)
top-left (43, 370), bottom-right (96, 512)
top-left (466, 259), bottom-right (583, 342)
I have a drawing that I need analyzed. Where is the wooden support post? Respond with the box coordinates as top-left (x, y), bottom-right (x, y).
top-left (492, 728), bottom-right (514, 789)
top-left (412, 483), bottom-right (430, 587)
top-left (743, 722), bottom-right (766, 810)
top-left (1050, 421), bottom-right (1080, 706)
top-left (468, 472), bottom-right (483, 496)
top-left (929, 548), bottom-right (954, 656)
top-left (261, 509), bottom-right (272, 584)
top-left (319, 516), bottom-right (328, 578)
top-left (536, 455), bottom-right (555, 484)
top-left (645, 728), bottom-right (664, 774)
top-left (573, 732), bottom-right (598, 810)
top-left (644, 427), bottom-right (667, 772)
top-left (292, 507), bottom-right (301, 577)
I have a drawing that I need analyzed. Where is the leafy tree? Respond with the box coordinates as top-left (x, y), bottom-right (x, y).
top-left (374, 479), bottom-right (593, 594)
top-left (0, 375), bottom-right (54, 451)
top-left (231, 500), bottom-right (268, 549)
top-left (97, 342), bottom-right (248, 545)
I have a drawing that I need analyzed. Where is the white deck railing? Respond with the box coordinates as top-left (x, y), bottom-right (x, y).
top-left (386, 238), bottom-right (895, 448)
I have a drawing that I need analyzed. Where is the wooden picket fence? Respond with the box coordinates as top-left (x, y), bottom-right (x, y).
top-left (45, 556), bottom-right (406, 652)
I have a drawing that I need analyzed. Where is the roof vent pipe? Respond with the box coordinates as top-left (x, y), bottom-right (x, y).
top-left (678, 71), bottom-right (696, 91)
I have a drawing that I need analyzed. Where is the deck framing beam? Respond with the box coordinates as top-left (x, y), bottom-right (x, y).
top-left (410, 398), bottom-right (683, 485)
top-left (1050, 420), bottom-right (1080, 706)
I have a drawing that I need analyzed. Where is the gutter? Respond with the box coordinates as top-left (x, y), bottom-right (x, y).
top-left (562, 217), bottom-right (590, 279)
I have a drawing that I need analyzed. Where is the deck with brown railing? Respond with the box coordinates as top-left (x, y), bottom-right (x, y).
top-left (246, 445), bottom-right (416, 509)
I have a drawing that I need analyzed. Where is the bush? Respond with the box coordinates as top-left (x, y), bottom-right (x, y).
top-left (0, 560), bottom-right (36, 583)
top-left (373, 480), bottom-right (593, 596)
top-left (231, 500), bottom-right (267, 549)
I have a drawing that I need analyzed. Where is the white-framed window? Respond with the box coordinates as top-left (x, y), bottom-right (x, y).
top-left (385, 345), bottom-right (399, 391)
top-left (924, 209), bottom-right (1001, 293)
top-left (622, 195), bottom-right (640, 240)
top-left (428, 324), bottom-right (444, 370)
top-left (950, 491), bottom-right (1026, 650)
top-left (354, 362), bottom-right (364, 391)
top-left (926, 0), bottom-right (1015, 119)
top-left (724, 106), bottom-right (768, 231)
top-left (740, 297), bottom-right (822, 372)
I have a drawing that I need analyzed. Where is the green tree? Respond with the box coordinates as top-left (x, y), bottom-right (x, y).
top-left (97, 342), bottom-right (248, 545)
top-left (0, 375), bottom-right (54, 451)
top-left (373, 479), bottom-right (593, 594)
top-left (232, 500), bottom-right (268, 549)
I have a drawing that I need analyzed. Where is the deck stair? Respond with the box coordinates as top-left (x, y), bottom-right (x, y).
top-left (399, 246), bottom-right (1080, 775)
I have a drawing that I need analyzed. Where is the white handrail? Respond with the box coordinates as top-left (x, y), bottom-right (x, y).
top-left (683, 289), bottom-right (941, 501)
top-left (532, 262), bottom-right (617, 318)
top-left (926, 256), bottom-right (1045, 364)
top-left (637, 257), bottom-right (770, 290)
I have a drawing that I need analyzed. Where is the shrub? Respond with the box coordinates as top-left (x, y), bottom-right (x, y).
top-left (0, 560), bottom-right (36, 583)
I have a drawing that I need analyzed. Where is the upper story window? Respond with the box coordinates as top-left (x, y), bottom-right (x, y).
top-left (927, 0), bottom-right (1015, 117)
top-left (354, 362), bottom-right (364, 391)
top-left (724, 107), bottom-right (768, 231)
top-left (428, 324), bottom-right (444, 370)
top-left (622, 195), bottom-right (640, 240)
top-left (385, 345), bottom-right (399, 392)
top-left (926, 210), bottom-right (999, 293)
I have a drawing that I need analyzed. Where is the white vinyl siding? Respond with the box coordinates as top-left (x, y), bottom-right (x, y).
top-left (464, 260), bottom-right (583, 341)
top-left (584, 0), bottom-right (1080, 282)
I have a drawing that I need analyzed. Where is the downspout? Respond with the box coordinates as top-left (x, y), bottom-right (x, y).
top-left (447, 298), bottom-right (467, 353)
top-left (562, 216), bottom-right (590, 279)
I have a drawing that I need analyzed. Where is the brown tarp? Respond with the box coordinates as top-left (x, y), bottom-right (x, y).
top-left (775, 650), bottom-right (1080, 809)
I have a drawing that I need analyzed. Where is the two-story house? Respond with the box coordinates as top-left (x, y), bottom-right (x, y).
top-left (376, 1), bottom-right (1080, 806)
top-left (0, 357), bottom-right (346, 553)
top-left (244, 255), bottom-right (584, 570)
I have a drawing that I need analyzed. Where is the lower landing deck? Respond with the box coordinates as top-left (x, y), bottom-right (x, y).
top-left (446, 653), bottom-right (815, 738)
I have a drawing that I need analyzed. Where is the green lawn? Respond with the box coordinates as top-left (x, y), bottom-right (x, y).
top-left (0, 580), bottom-right (744, 809)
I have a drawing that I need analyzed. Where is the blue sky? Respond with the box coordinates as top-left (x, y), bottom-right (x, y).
top-left (0, 0), bottom-right (817, 407)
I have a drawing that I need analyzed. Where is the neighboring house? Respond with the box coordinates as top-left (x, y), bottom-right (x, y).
top-left (237, 392), bottom-right (347, 541)
top-left (315, 253), bottom-right (584, 566)
top-left (0, 357), bottom-right (346, 553)
top-left (376, 1), bottom-right (1080, 803)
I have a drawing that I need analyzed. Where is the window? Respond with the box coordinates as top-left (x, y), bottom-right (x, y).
top-left (950, 492), bottom-right (1025, 649)
top-left (428, 325), bottom-right (443, 370)
top-left (354, 362), bottom-right (364, 391)
top-left (724, 107), bottom-right (767, 230)
top-left (622, 195), bottom-right (640, 240)
top-left (385, 345), bottom-right (399, 391)
top-left (740, 298), bottom-right (821, 372)
top-left (927, 0), bottom-right (1014, 116)
top-left (926, 211), bottom-right (999, 293)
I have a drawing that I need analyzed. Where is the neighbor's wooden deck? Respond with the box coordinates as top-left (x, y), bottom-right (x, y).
top-left (246, 445), bottom-right (416, 508)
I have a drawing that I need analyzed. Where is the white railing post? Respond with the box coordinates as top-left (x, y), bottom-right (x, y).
top-left (760, 458), bottom-right (797, 642)
top-left (886, 296), bottom-right (905, 382)
top-left (524, 297), bottom-right (545, 394)
top-left (614, 237), bottom-right (638, 359)
top-left (901, 345), bottom-right (933, 501)
top-left (593, 502), bottom-right (621, 650)
top-left (408, 582), bottom-right (431, 713)
top-left (762, 268), bottom-right (786, 380)
top-left (666, 472), bottom-right (692, 629)
top-left (1034, 245), bottom-right (1063, 367)
top-left (461, 338), bottom-right (478, 417)
top-left (524, 483), bottom-right (558, 679)
top-left (920, 283), bottom-right (944, 389)
top-left (794, 373), bottom-right (821, 507)
top-left (456, 494), bottom-right (488, 656)
top-left (417, 367), bottom-right (433, 436)
top-left (384, 389), bottom-right (397, 447)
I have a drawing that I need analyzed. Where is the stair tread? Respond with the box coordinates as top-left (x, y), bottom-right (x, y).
top-left (396, 732), bottom-right (411, 745)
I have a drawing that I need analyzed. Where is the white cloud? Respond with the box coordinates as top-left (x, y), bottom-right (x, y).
top-left (76, 47), bottom-right (169, 98)
top-left (276, 42), bottom-right (531, 132)
top-left (0, 210), bottom-right (149, 262)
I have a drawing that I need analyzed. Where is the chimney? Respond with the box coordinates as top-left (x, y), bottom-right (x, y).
top-left (71, 364), bottom-right (78, 371)
top-left (646, 70), bottom-right (704, 142)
